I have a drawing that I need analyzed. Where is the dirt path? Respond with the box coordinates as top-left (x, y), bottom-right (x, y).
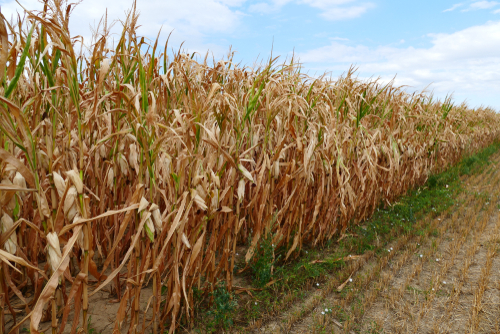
top-left (254, 152), bottom-right (500, 334)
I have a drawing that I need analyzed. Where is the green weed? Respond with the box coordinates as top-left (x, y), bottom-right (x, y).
top-left (206, 282), bottom-right (238, 331)
top-left (250, 213), bottom-right (282, 287)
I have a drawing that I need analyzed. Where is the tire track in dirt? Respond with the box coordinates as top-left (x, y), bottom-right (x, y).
top-left (333, 159), bottom-right (499, 333)
top-left (358, 154), bottom-right (500, 334)
top-left (338, 173), bottom-right (493, 333)
top-left (388, 190), bottom-right (497, 333)
top-left (253, 151), bottom-right (500, 334)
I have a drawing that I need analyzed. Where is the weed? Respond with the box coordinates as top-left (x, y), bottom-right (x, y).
top-left (367, 320), bottom-right (384, 334)
top-left (333, 304), bottom-right (350, 323)
top-left (206, 282), bottom-right (238, 331)
top-left (406, 285), bottom-right (425, 295)
top-left (250, 214), bottom-right (282, 287)
top-left (87, 316), bottom-right (100, 334)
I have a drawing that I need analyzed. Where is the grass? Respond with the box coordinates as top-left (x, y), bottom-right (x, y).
top-left (219, 140), bottom-right (500, 331)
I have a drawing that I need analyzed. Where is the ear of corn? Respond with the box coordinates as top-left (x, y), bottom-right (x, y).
top-left (1, 213), bottom-right (16, 254)
top-left (0, 2), bottom-right (499, 333)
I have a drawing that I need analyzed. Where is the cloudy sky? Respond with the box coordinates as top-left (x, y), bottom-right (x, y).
top-left (1, 0), bottom-right (499, 110)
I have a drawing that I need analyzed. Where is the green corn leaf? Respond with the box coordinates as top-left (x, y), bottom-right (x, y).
top-left (171, 173), bottom-right (180, 192)
top-left (139, 62), bottom-right (148, 113)
top-left (13, 198), bottom-right (20, 219)
top-left (245, 80), bottom-right (265, 122)
top-left (145, 223), bottom-right (154, 242)
top-left (5, 24), bottom-right (35, 98)
top-left (306, 79), bottom-right (317, 103)
top-left (123, 61), bottom-right (138, 84)
top-left (52, 49), bottom-right (61, 74)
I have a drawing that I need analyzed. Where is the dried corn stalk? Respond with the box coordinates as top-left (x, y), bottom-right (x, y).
top-left (0, 2), bottom-right (498, 333)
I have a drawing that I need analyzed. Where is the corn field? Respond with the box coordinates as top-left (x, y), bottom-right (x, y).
top-left (0, 1), bottom-right (499, 333)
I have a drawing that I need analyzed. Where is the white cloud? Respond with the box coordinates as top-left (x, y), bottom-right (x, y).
top-left (299, 0), bottom-right (357, 6)
top-left (298, 21), bottom-right (500, 109)
top-left (331, 36), bottom-right (349, 41)
top-left (2, 0), bottom-right (245, 57)
top-left (249, 0), bottom-right (374, 20)
top-left (299, 0), bottom-right (375, 20)
top-left (318, 3), bottom-right (374, 20)
top-left (469, 1), bottom-right (499, 9)
top-left (445, 1), bottom-right (500, 13)
top-left (248, 2), bottom-right (276, 13)
top-left (461, 1), bottom-right (499, 11)
top-left (218, 0), bottom-right (247, 6)
top-left (248, 0), bottom-right (294, 12)
top-left (443, 3), bottom-right (463, 12)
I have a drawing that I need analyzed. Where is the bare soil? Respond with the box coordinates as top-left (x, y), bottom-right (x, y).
top-left (253, 153), bottom-right (500, 333)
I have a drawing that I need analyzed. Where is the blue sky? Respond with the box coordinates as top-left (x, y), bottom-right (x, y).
top-left (2, 0), bottom-right (500, 110)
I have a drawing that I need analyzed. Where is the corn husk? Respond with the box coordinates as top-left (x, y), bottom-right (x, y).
top-left (238, 164), bottom-right (254, 183)
top-left (272, 161), bottom-right (280, 179)
top-left (138, 197), bottom-right (149, 213)
top-left (221, 206), bottom-right (232, 213)
top-left (4, 163), bottom-right (16, 176)
top-left (191, 189), bottom-right (208, 211)
top-left (238, 179), bottom-right (246, 202)
top-left (1, 213), bottom-right (17, 254)
top-left (181, 233), bottom-right (191, 249)
top-left (145, 217), bottom-right (155, 241)
top-left (129, 144), bottom-right (139, 173)
top-left (52, 171), bottom-right (66, 198)
top-left (37, 150), bottom-right (49, 170)
top-left (1, 179), bottom-right (16, 214)
top-left (296, 136), bottom-right (303, 151)
top-left (46, 232), bottom-right (62, 274)
top-left (64, 186), bottom-right (79, 221)
top-left (118, 152), bottom-right (129, 176)
top-left (107, 167), bottom-right (114, 189)
top-left (211, 190), bottom-right (219, 210)
top-left (99, 142), bottom-right (108, 158)
top-left (158, 153), bottom-right (171, 180)
top-left (13, 146), bottom-right (22, 158)
top-left (35, 192), bottom-right (51, 218)
top-left (66, 170), bottom-right (83, 194)
top-left (53, 146), bottom-right (60, 158)
top-left (13, 172), bottom-right (26, 198)
top-left (150, 203), bottom-right (162, 233)
top-left (196, 184), bottom-right (207, 201)
top-left (192, 174), bottom-right (203, 187)
top-left (211, 170), bottom-right (220, 188)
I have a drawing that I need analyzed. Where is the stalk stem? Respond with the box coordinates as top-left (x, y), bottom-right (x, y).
top-left (81, 190), bottom-right (89, 334)
top-left (51, 297), bottom-right (57, 334)
top-left (0, 266), bottom-right (4, 334)
top-left (152, 245), bottom-right (158, 334)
